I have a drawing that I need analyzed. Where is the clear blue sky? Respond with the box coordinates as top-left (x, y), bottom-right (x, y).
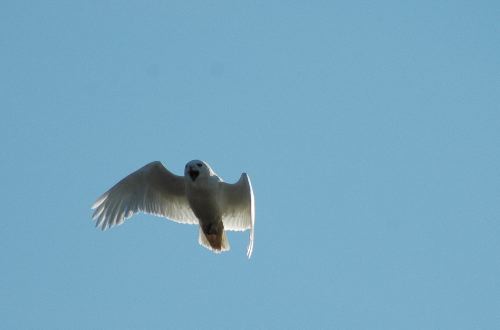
top-left (1, 1), bottom-right (499, 329)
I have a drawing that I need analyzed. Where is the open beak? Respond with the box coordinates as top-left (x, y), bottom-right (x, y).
top-left (188, 168), bottom-right (200, 181)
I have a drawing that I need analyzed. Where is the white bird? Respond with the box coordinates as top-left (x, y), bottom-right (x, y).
top-left (91, 160), bottom-right (255, 258)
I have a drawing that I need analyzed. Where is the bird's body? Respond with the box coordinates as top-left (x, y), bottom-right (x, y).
top-left (91, 160), bottom-right (254, 257)
top-left (185, 167), bottom-right (226, 251)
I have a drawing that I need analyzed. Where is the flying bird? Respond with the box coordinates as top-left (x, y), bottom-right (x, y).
top-left (91, 160), bottom-right (255, 258)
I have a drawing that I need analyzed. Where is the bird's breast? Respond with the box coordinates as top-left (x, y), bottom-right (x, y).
top-left (186, 185), bottom-right (221, 224)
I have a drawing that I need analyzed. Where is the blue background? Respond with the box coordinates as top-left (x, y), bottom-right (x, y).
top-left (1, 1), bottom-right (499, 329)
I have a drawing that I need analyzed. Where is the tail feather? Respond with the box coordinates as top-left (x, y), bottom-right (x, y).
top-left (198, 228), bottom-right (230, 253)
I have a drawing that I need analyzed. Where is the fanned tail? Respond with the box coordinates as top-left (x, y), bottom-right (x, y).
top-left (198, 228), bottom-right (230, 253)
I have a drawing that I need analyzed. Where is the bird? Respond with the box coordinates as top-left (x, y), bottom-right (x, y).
top-left (91, 160), bottom-right (255, 258)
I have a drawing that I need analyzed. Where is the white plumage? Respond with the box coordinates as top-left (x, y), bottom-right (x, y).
top-left (91, 160), bottom-right (255, 258)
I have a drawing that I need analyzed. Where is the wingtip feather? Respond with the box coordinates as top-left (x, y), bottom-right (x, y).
top-left (91, 193), bottom-right (108, 210)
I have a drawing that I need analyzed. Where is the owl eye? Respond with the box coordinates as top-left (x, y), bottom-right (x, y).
top-left (197, 163), bottom-right (203, 167)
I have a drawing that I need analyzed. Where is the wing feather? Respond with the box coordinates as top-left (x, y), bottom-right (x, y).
top-left (91, 161), bottom-right (198, 230)
top-left (219, 173), bottom-right (255, 258)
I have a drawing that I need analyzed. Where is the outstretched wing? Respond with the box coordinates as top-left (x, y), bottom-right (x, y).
top-left (91, 161), bottom-right (198, 230)
top-left (219, 173), bottom-right (255, 258)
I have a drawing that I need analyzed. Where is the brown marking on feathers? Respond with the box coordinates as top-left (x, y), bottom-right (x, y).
top-left (205, 233), bottom-right (223, 250)
top-left (201, 221), bottom-right (224, 250)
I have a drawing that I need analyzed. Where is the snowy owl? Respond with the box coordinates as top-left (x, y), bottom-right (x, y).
top-left (91, 160), bottom-right (255, 258)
